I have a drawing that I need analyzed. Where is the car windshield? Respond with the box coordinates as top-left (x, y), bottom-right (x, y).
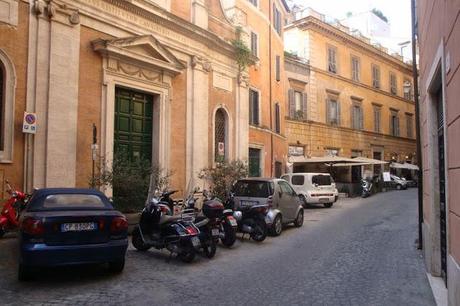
top-left (233, 181), bottom-right (273, 198)
top-left (43, 194), bottom-right (106, 209)
top-left (312, 175), bottom-right (332, 186)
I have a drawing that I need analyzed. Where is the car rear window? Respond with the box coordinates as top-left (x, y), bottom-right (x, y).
top-left (233, 181), bottom-right (273, 198)
top-left (43, 194), bottom-right (106, 209)
top-left (312, 175), bottom-right (332, 186)
top-left (291, 175), bottom-right (305, 186)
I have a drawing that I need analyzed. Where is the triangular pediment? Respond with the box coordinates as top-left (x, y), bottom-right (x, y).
top-left (92, 35), bottom-right (185, 75)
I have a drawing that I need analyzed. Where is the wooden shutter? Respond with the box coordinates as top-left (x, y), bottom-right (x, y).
top-left (359, 106), bottom-right (364, 130)
top-left (276, 56), bottom-right (280, 81)
top-left (337, 101), bottom-right (341, 126)
top-left (396, 116), bottom-right (400, 136)
top-left (254, 92), bottom-right (259, 125)
top-left (389, 114), bottom-right (393, 135)
top-left (288, 89), bottom-right (295, 118)
top-left (326, 99), bottom-right (330, 124)
top-left (302, 92), bottom-right (308, 119)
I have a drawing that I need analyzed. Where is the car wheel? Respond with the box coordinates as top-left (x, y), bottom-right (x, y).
top-left (396, 184), bottom-right (402, 190)
top-left (294, 209), bottom-right (304, 227)
top-left (108, 259), bottom-right (125, 273)
top-left (270, 215), bottom-right (283, 236)
top-left (18, 264), bottom-right (32, 281)
top-left (324, 203), bottom-right (333, 208)
top-left (131, 227), bottom-right (151, 251)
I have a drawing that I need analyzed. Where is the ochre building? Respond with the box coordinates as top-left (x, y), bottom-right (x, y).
top-left (284, 9), bottom-right (417, 175)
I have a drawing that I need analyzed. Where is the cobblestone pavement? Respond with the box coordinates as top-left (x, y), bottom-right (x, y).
top-left (0, 189), bottom-right (435, 305)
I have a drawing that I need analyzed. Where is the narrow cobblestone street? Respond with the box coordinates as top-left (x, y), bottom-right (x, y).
top-left (0, 189), bottom-right (435, 305)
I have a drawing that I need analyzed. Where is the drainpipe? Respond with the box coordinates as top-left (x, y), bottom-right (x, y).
top-left (411, 0), bottom-right (423, 250)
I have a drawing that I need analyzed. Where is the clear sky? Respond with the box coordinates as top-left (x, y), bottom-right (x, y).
top-left (287, 0), bottom-right (412, 49)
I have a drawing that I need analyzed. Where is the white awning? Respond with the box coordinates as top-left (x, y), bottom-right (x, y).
top-left (390, 162), bottom-right (419, 170)
top-left (350, 157), bottom-right (388, 165)
top-left (288, 156), bottom-right (357, 164)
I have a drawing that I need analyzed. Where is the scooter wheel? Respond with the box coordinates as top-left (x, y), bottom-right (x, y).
top-left (0, 228), bottom-right (5, 238)
top-left (221, 222), bottom-right (236, 247)
top-left (178, 248), bottom-right (195, 263)
top-left (131, 227), bottom-right (150, 251)
top-left (203, 238), bottom-right (217, 259)
top-left (250, 219), bottom-right (267, 242)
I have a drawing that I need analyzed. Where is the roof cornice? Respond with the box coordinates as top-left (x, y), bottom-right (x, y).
top-left (287, 16), bottom-right (413, 73)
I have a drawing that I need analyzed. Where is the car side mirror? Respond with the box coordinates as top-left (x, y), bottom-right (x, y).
top-left (314, 183), bottom-right (319, 188)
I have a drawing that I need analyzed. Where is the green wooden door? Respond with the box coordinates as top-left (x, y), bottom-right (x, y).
top-left (114, 87), bottom-right (153, 162)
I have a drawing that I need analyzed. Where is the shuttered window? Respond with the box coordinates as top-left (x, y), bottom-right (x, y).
top-left (326, 99), bottom-right (340, 126)
top-left (275, 103), bottom-right (281, 134)
top-left (275, 55), bottom-right (281, 81)
top-left (273, 4), bottom-right (281, 35)
top-left (328, 47), bottom-right (337, 73)
top-left (249, 89), bottom-right (260, 125)
top-left (406, 114), bottom-right (413, 138)
top-left (390, 72), bottom-right (397, 95)
top-left (288, 89), bottom-right (307, 120)
top-left (351, 56), bottom-right (360, 81)
top-left (373, 105), bottom-right (381, 133)
top-left (372, 64), bottom-right (380, 89)
top-left (251, 32), bottom-right (258, 57)
top-left (390, 111), bottom-right (400, 136)
top-left (215, 109), bottom-right (226, 162)
top-left (351, 103), bottom-right (363, 130)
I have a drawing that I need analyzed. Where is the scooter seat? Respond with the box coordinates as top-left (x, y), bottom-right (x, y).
top-left (158, 215), bottom-right (182, 225)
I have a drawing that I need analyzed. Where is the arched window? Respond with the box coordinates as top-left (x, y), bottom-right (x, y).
top-left (0, 49), bottom-right (16, 162)
top-left (214, 108), bottom-right (227, 162)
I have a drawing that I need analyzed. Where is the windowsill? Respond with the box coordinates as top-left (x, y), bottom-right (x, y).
top-left (0, 159), bottom-right (13, 164)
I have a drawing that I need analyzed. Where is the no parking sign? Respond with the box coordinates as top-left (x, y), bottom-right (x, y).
top-left (22, 112), bottom-right (37, 134)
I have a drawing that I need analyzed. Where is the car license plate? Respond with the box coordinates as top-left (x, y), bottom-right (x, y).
top-left (191, 236), bottom-right (200, 247)
top-left (211, 228), bottom-right (220, 236)
top-left (61, 222), bottom-right (97, 232)
top-left (228, 217), bottom-right (237, 226)
top-left (319, 198), bottom-right (329, 202)
top-left (241, 200), bottom-right (257, 207)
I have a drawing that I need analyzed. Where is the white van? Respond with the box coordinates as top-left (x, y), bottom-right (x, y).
top-left (281, 173), bottom-right (338, 208)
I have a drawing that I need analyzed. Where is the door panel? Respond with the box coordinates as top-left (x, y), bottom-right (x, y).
top-left (114, 87), bottom-right (154, 162)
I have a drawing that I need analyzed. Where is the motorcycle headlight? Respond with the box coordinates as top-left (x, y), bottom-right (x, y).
top-left (233, 211), bottom-right (242, 221)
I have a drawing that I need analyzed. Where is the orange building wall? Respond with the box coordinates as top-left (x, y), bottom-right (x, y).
top-left (75, 27), bottom-right (113, 188)
top-left (171, 0), bottom-right (191, 22)
top-left (0, 2), bottom-right (30, 198)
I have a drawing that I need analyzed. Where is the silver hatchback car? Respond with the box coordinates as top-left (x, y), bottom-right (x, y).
top-left (232, 178), bottom-right (304, 236)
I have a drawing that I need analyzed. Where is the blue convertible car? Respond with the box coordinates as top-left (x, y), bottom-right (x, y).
top-left (18, 188), bottom-right (128, 281)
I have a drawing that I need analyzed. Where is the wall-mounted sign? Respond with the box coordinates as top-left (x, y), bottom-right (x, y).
top-left (383, 172), bottom-right (391, 182)
top-left (22, 112), bottom-right (37, 134)
top-left (288, 145), bottom-right (304, 156)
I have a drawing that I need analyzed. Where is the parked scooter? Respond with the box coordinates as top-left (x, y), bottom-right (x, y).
top-left (131, 193), bottom-right (201, 263)
top-left (226, 193), bottom-right (268, 242)
top-left (361, 177), bottom-right (373, 198)
top-left (0, 180), bottom-right (29, 238)
top-left (185, 190), bottom-right (237, 252)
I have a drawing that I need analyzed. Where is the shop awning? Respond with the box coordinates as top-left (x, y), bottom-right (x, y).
top-left (390, 162), bottom-right (419, 170)
top-left (288, 156), bottom-right (358, 164)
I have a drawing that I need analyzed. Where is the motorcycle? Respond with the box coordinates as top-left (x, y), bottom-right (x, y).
top-left (131, 194), bottom-right (201, 263)
top-left (0, 180), bottom-right (29, 238)
top-left (184, 190), bottom-right (237, 255)
top-left (226, 193), bottom-right (268, 242)
top-left (361, 177), bottom-right (373, 198)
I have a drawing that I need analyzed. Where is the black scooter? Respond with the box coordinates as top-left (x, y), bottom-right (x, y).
top-left (226, 193), bottom-right (268, 242)
top-left (132, 195), bottom-right (201, 263)
top-left (361, 178), bottom-right (373, 198)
